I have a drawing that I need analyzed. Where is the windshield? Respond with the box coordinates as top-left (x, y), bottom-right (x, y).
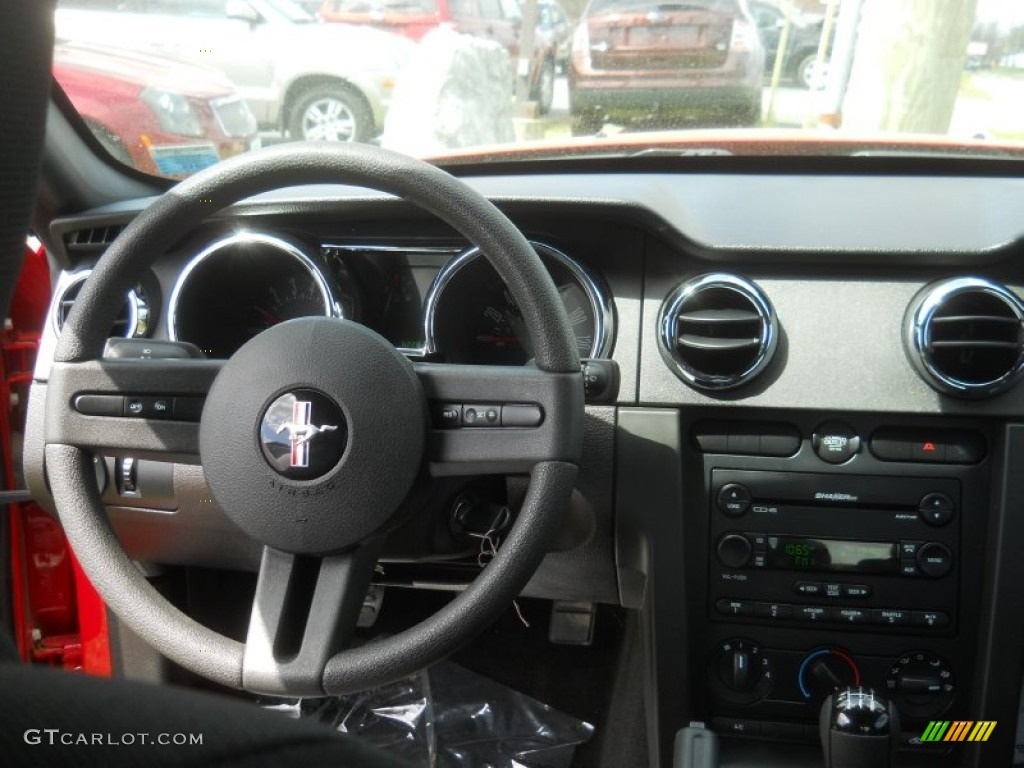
top-left (52, 0), bottom-right (1024, 178)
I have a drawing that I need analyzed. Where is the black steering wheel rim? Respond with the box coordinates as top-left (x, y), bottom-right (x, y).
top-left (44, 142), bottom-right (583, 695)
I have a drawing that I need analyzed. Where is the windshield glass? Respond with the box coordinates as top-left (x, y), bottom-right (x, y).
top-left (52, 0), bottom-right (1024, 178)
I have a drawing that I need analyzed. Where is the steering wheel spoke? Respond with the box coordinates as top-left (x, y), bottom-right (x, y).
top-left (243, 541), bottom-right (382, 697)
top-left (45, 358), bottom-right (222, 461)
top-left (415, 363), bottom-right (583, 476)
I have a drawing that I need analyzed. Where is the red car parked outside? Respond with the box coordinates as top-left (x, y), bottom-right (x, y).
top-left (53, 41), bottom-right (259, 177)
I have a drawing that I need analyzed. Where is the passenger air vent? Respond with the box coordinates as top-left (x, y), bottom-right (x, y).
top-left (64, 225), bottom-right (124, 252)
top-left (905, 277), bottom-right (1024, 398)
top-left (53, 272), bottom-right (146, 339)
top-left (657, 273), bottom-right (778, 391)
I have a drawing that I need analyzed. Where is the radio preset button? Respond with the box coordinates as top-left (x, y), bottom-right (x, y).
top-left (912, 611), bottom-right (950, 628)
top-left (842, 584), bottom-right (872, 598)
top-left (754, 602), bottom-right (793, 620)
top-left (717, 484), bottom-right (752, 517)
top-left (872, 609), bottom-right (912, 626)
top-left (716, 599), bottom-right (754, 617)
top-left (795, 605), bottom-right (829, 622)
top-left (717, 534), bottom-right (753, 569)
top-left (794, 581), bottom-right (823, 596)
top-left (833, 607), bottom-right (870, 624)
top-left (916, 543), bottom-right (953, 578)
top-left (812, 421), bottom-right (860, 464)
top-left (918, 493), bottom-right (955, 527)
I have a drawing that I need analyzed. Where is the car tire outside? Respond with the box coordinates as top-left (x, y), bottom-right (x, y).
top-left (287, 83), bottom-right (373, 143)
top-left (797, 53), bottom-right (827, 90)
top-left (532, 58), bottom-right (556, 116)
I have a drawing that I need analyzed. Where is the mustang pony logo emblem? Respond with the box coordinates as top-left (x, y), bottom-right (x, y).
top-left (275, 400), bottom-right (338, 468)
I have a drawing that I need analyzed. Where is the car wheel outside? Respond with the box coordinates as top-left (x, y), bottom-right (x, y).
top-left (532, 58), bottom-right (556, 116)
top-left (797, 53), bottom-right (828, 89)
top-left (288, 83), bottom-right (373, 143)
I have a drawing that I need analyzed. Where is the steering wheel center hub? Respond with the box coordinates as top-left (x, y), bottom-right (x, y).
top-left (199, 317), bottom-right (426, 555)
top-left (259, 388), bottom-right (348, 480)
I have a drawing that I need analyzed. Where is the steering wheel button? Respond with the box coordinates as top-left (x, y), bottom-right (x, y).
top-left (73, 394), bottom-right (124, 416)
top-left (433, 403), bottom-right (463, 428)
top-left (501, 404), bottom-right (543, 427)
top-left (463, 405), bottom-right (501, 427)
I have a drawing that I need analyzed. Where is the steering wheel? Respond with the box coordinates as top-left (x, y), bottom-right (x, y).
top-left (43, 143), bottom-right (583, 696)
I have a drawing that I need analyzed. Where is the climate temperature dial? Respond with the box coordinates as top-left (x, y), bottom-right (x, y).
top-left (798, 647), bottom-right (861, 702)
top-left (886, 651), bottom-right (954, 718)
top-left (713, 639), bottom-right (774, 704)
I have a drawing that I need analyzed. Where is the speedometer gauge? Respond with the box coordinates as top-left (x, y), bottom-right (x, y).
top-left (425, 242), bottom-right (614, 365)
top-left (168, 233), bottom-right (344, 358)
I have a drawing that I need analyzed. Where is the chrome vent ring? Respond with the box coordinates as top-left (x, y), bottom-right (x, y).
top-left (905, 277), bottom-right (1024, 398)
top-left (53, 271), bottom-right (146, 339)
top-left (657, 273), bottom-right (778, 391)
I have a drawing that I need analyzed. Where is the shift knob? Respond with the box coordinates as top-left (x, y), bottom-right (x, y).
top-left (819, 687), bottom-right (899, 768)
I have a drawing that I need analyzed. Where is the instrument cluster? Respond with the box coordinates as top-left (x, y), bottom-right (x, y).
top-left (167, 232), bottom-right (616, 363)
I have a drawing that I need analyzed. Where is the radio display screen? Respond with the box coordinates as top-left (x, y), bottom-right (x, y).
top-left (766, 537), bottom-right (897, 573)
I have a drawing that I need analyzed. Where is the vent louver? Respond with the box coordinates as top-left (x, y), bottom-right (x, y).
top-left (658, 273), bottom-right (778, 391)
top-left (906, 277), bottom-right (1024, 398)
top-left (53, 272), bottom-right (144, 339)
top-left (64, 225), bottom-right (124, 252)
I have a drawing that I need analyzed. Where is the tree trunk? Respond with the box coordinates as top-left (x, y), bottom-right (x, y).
top-left (842, 0), bottom-right (978, 133)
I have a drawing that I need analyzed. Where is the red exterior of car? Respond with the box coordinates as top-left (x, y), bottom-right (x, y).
top-left (52, 42), bottom-right (258, 177)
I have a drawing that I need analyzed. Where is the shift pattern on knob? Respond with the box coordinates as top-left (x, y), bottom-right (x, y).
top-left (831, 688), bottom-right (892, 735)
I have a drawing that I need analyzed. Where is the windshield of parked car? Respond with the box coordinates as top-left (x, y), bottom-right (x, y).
top-left (52, 0), bottom-right (1024, 178)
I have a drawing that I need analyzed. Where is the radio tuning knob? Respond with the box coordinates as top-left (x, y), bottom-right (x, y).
top-left (717, 533), bottom-right (752, 569)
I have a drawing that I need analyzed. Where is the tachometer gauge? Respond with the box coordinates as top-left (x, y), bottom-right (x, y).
top-left (169, 233), bottom-right (345, 358)
top-left (426, 242), bottom-right (614, 365)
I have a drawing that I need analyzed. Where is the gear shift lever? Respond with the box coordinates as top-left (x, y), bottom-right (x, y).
top-left (819, 687), bottom-right (898, 768)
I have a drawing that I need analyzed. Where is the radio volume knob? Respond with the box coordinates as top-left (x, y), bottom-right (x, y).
top-left (717, 534), bottom-right (753, 569)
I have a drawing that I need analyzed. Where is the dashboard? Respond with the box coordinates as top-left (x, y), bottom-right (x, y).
top-left (25, 160), bottom-right (1024, 768)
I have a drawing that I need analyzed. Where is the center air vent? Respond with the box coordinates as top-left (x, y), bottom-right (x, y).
top-left (905, 277), bottom-right (1024, 398)
top-left (658, 273), bottom-right (778, 391)
top-left (53, 272), bottom-right (147, 339)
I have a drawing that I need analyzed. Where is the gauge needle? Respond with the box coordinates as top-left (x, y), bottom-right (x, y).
top-left (256, 306), bottom-right (282, 325)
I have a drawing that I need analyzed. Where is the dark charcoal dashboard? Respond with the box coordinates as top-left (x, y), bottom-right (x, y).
top-left (25, 163), bottom-right (1024, 767)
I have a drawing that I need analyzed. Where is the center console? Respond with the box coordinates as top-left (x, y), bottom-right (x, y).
top-left (679, 413), bottom-right (993, 765)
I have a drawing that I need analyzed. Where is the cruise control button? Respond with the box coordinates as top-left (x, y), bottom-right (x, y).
top-left (434, 403), bottom-right (463, 428)
top-left (912, 611), bottom-right (950, 629)
top-left (463, 405), bottom-right (500, 426)
top-left (813, 422), bottom-right (860, 464)
top-left (872, 609), bottom-right (911, 626)
top-left (716, 484), bottom-right (752, 517)
top-left (124, 396), bottom-right (173, 419)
